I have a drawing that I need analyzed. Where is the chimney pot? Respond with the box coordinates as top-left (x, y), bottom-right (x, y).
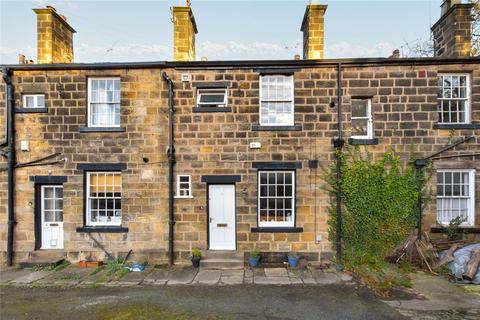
top-left (18, 54), bottom-right (26, 64)
top-left (294, 54), bottom-right (301, 60)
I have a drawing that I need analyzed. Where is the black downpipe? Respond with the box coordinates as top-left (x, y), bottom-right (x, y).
top-left (162, 72), bottom-right (175, 266)
top-left (2, 66), bottom-right (15, 266)
top-left (333, 63), bottom-right (344, 270)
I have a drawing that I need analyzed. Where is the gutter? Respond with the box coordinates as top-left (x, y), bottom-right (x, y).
top-left (2, 56), bottom-right (479, 71)
top-left (2, 66), bottom-right (15, 266)
top-left (162, 72), bottom-right (176, 266)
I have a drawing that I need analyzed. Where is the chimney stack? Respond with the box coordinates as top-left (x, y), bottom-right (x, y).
top-left (300, 3), bottom-right (327, 60)
top-left (33, 6), bottom-right (76, 64)
top-left (172, 5), bottom-right (198, 61)
top-left (431, 0), bottom-right (474, 57)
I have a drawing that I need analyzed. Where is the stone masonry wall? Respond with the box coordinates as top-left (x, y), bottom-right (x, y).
top-left (0, 69), bottom-right (169, 264)
top-left (170, 62), bottom-right (480, 261)
top-left (0, 60), bottom-right (479, 265)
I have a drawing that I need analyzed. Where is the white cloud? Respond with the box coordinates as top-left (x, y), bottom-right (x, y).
top-left (326, 41), bottom-right (397, 58)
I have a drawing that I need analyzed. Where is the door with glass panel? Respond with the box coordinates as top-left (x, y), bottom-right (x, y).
top-left (41, 185), bottom-right (64, 249)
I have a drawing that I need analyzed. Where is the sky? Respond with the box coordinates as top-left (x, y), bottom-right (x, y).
top-left (0, 0), bottom-right (444, 64)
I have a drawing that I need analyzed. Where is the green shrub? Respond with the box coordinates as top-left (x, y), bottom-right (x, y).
top-left (325, 149), bottom-right (427, 268)
top-left (192, 247), bottom-right (202, 259)
top-left (446, 216), bottom-right (467, 240)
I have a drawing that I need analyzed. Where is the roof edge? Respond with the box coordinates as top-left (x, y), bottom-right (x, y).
top-left (2, 56), bottom-right (479, 71)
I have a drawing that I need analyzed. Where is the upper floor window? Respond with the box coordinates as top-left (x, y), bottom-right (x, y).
top-left (88, 78), bottom-right (120, 127)
top-left (436, 169), bottom-right (475, 226)
top-left (437, 74), bottom-right (470, 124)
top-left (258, 171), bottom-right (295, 227)
top-left (196, 88), bottom-right (227, 108)
top-left (86, 172), bottom-right (122, 226)
top-left (23, 94), bottom-right (45, 109)
top-left (176, 175), bottom-right (192, 198)
top-left (351, 98), bottom-right (373, 139)
top-left (260, 75), bottom-right (294, 126)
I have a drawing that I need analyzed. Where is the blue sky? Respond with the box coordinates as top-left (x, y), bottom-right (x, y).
top-left (0, 0), bottom-right (443, 63)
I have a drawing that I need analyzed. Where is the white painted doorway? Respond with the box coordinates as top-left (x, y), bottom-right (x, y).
top-left (208, 184), bottom-right (236, 250)
top-left (41, 185), bottom-right (64, 249)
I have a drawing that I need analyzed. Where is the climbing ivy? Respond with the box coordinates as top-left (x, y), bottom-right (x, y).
top-left (325, 148), bottom-right (429, 269)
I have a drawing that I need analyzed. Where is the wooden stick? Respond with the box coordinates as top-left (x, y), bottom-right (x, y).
top-left (463, 249), bottom-right (480, 281)
top-left (433, 243), bottom-right (459, 269)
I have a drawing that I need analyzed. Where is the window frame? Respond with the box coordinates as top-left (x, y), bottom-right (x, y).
top-left (437, 74), bottom-right (471, 124)
top-left (257, 170), bottom-right (296, 228)
top-left (196, 88), bottom-right (228, 108)
top-left (259, 75), bottom-right (295, 126)
top-left (22, 94), bottom-right (45, 109)
top-left (176, 175), bottom-right (193, 198)
top-left (436, 169), bottom-right (475, 227)
top-left (86, 171), bottom-right (122, 227)
top-left (350, 98), bottom-right (373, 140)
top-left (87, 77), bottom-right (121, 128)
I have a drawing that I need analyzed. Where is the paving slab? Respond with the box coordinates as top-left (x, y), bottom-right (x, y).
top-left (264, 268), bottom-right (288, 278)
top-left (36, 266), bottom-right (92, 286)
top-left (0, 269), bottom-right (33, 284)
top-left (220, 276), bottom-right (243, 285)
top-left (254, 276), bottom-right (291, 285)
top-left (220, 269), bottom-right (244, 277)
top-left (244, 269), bottom-right (253, 284)
top-left (167, 267), bottom-right (198, 285)
top-left (194, 270), bottom-right (221, 285)
top-left (11, 271), bottom-right (50, 284)
top-left (111, 268), bottom-right (153, 286)
top-left (78, 267), bottom-right (108, 285)
top-left (252, 268), bottom-right (265, 277)
top-left (142, 268), bottom-right (169, 285)
top-left (312, 270), bottom-right (341, 285)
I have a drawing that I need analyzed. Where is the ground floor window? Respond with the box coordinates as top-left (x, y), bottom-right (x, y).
top-left (258, 170), bottom-right (295, 227)
top-left (176, 175), bottom-right (192, 198)
top-left (436, 169), bottom-right (475, 226)
top-left (86, 172), bottom-right (122, 226)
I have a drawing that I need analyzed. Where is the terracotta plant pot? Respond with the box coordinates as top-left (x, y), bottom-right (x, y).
top-left (76, 260), bottom-right (103, 268)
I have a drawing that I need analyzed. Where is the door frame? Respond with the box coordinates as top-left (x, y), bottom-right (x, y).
top-left (34, 182), bottom-right (64, 250)
top-left (206, 183), bottom-right (237, 250)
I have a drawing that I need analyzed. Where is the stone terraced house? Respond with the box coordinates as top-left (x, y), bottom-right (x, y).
top-left (1, 1), bottom-right (479, 267)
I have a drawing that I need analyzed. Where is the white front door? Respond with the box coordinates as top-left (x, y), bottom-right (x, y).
top-left (41, 185), bottom-right (64, 249)
top-left (208, 184), bottom-right (236, 250)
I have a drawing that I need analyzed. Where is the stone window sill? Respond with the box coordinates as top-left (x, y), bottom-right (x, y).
top-left (433, 123), bottom-right (480, 130)
top-left (79, 127), bottom-right (126, 133)
top-left (192, 106), bottom-right (232, 113)
top-left (251, 227), bottom-right (303, 233)
top-left (76, 226), bottom-right (129, 233)
top-left (430, 226), bottom-right (480, 234)
top-left (252, 125), bottom-right (302, 131)
top-left (15, 108), bottom-right (48, 113)
top-left (348, 138), bottom-right (379, 145)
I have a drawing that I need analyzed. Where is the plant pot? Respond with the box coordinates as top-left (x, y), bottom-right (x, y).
top-left (76, 260), bottom-right (103, 268)
top-left (287, 255), bottom-right (299, 268)
top-left (248, 256), bottom-right (260, 268)
top-left (191, 257), bottom-right (201, 268)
